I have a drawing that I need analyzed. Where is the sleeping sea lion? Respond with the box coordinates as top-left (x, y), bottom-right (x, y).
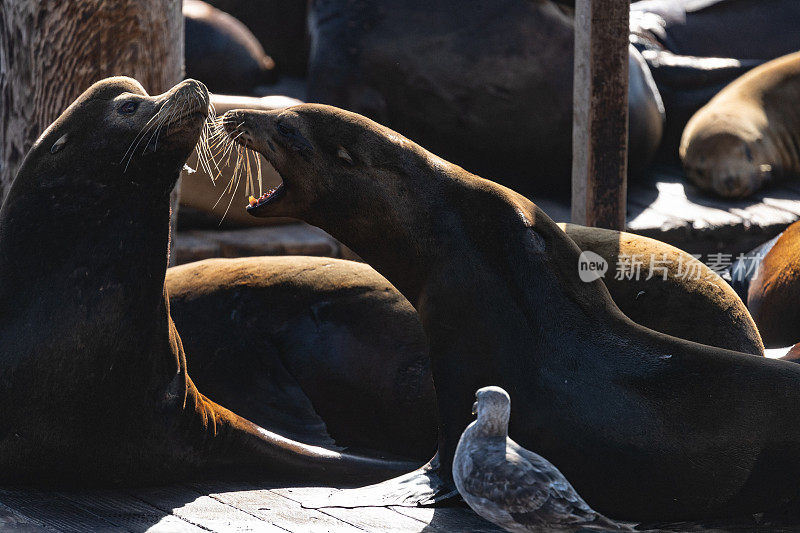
top-left (559, 223), bottom-right (763, 355)
top-left (166, 256), bottom-right (437, 459)
top-left (680, 51), bottom-right (800, 198)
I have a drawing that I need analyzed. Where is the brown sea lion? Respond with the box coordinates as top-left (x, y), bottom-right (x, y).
top-left (224, 103), bottom-right (800, 521)
top-left (180, 93), bottom-right (301, 228)
top-left (559, 223), bottom-right (763, 355)
top-left (0, 78), bottom-right (415, 486)
top-left (680, 51), bottom-right (800, 198)
top-left (184, 0), bottom-right (276, 94)
top-left (165, 230), bottom-right (762, 458)
top-left (747, 220), bottom-right (800, 348)
top-left (166, 256), bottom-right (437, 459)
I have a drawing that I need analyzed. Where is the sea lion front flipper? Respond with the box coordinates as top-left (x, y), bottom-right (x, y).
top-left (302, 455), bottom-right (459, 509)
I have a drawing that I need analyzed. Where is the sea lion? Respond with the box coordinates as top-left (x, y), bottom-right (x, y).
top-left (680, 51), bottom-right (800, 198)
top-left (630, 0), bottom-right (800, 161)
top-left (559, 223), bottom-right (763, 355)
top-left (204, 0), bottom-right (309, 77)
top-left (166, 256), bottom-right (437, 459)
top-left (184, 0), bottom-right (276, 94)
top-left (747, 220), bottom-right (800, 348)
top-left (180, 93), bottom-right (301, 228)
top-left (307, 0), bottom-right (800, 196)
top-left (224, 103), bottom-right (800, 521)
top-left (164, 229), bottom-right (762, 457)
top-left (0, 78), bottom-right (414, 486)
top-left (306, 0), bottom-right (659, 196)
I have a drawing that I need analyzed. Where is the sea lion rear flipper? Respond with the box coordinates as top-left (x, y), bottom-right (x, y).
top-left (302, 455), bottom-right (459, 509)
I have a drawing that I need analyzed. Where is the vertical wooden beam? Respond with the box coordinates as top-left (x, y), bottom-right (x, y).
top-left (0, 0), bottom-right (184, 262)
top-left (571, 0), bottom-right (630, 230)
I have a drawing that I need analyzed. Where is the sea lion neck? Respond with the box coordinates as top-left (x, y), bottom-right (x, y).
top-left (0, 177), bottom-right (173, 330)
top-left (305, 172), bottom-right (616, 329)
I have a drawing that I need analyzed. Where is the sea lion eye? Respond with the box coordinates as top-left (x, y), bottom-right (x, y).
top-left (118, 101), bottom-right (138, 114)
top-left (336, 146), bottom-right (354, 165)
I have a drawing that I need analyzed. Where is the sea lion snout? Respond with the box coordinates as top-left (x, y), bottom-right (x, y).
top-left (156, 78), bottom-right (209, 115)
top-left (681, 130), bottom-right (772, 198)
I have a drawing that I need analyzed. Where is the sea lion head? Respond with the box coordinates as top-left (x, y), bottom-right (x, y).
top-left (220, 104), bottom-right (445, 224)
top-left (14, 76), bottom-right (209, 203)
top-left (472, 386), bottom-right (511, 436)
top-left (680, 109), bottom-right (780, 199)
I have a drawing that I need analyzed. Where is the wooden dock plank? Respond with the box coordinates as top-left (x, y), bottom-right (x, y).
top-left (196, 481), bottom-right (362, 533)
top-left (57, 490), bottom-right (206, 533)
top-left (271, 487), bottom-right (441, 533)
top-left (0, 500), bottom-right (51, 532)
top-left (390, 505), bottom-right (504, 532)
top-left (0, 489), bottom-right (121, 533)
top-left (316, 506), bottom-right (433, 533)
top-left (130, 485), bottom-right (284, 532)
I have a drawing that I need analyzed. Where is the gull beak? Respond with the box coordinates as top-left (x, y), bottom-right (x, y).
top-left (471, 401), bottom-right (478, 416)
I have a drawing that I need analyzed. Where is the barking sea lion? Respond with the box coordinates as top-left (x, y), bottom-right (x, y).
top-left (223, 103), bottom-right (800, 521)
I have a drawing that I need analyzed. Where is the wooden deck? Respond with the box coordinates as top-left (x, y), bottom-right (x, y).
top-left (175, 166), bottom-right (800, 265)
top-left (0, 483), bottom-right (503, 532)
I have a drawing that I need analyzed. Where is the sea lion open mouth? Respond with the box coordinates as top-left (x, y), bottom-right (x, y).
top-left (217, 109), bottom-right (294, 214)
top-left (247, 182), bottom-right (285, 210)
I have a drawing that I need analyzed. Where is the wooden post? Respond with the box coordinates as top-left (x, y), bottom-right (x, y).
top-left (571, 0), bottom-right (629, 230)
top-left (0, 0), bottom-right (184, 260)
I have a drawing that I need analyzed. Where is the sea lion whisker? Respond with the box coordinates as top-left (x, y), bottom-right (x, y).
top-left (120, 107), bottom-right (169, 167)
top-left (219, 154), bottom-right (245, 224)
top-left (148, 98), bottom-right (186, 154)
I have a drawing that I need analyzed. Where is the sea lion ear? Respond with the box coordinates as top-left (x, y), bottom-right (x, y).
top-left (50, 134), bottom-right (68, 154)
top-left (336, 146), bottom-right (354, 165)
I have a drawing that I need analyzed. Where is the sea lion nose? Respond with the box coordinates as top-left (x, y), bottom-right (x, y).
top-left (720, 175), bottom-right (746, 196)
top-left (179, 79), bottom-right (209, 106)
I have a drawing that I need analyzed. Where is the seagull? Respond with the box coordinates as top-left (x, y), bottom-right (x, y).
top-left (453, 386), bottom-right (632, 532)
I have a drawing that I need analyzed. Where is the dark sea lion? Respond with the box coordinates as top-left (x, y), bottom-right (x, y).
top-left (184, 0), bottom-right (277, 94)
top-left (747, 220), bottom-right (800, 348)
top-left (204, 0), bottom-right (309, 77)
top-left (166, 256), bottom-right (437, 459)
top-left (306, 0), bottom-right (661, 196)
top-left (0, 78), bottom-right (414, 486)
top-left (224, 103), bottom-right (800, 521)
top-left (307, 0), bottom-right (800, 195)
top-left (680, 52), bottom-right (800, 198)
top-left (559, 223), bottom-right (763, 356)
